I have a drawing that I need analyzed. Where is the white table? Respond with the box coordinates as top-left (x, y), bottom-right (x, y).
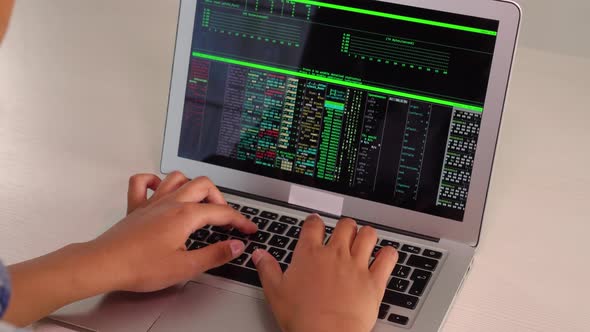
top-left (1, 1), bottom-right (589, 331)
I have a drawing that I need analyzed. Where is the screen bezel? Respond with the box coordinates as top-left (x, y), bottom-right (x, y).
top-left (161, 0), bottom-right (521, 246)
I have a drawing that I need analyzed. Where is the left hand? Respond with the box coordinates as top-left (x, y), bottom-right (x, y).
top-left (4, 171), bottom-right (257, 327)
top-left (89, 171), bottom-right (258, 292)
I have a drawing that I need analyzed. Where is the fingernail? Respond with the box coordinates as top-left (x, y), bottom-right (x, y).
top-left (252, 249), bottom-right (264, 265)
top-left (229, 240), bottom-right (245, 258)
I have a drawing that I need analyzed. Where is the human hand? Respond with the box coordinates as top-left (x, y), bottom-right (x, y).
top-left (253, 215), bottom-right (398, 332)
top-left (4, 171), bottom-right (257, 327)
top-left (89, 171), bottom-right (257, 292)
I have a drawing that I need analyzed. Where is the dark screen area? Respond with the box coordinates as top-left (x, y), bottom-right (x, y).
top-left (177, 0), bottom-right (497, 221)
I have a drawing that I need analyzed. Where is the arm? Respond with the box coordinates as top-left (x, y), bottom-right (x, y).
top-left (3, 172), bottom-right (257, 326)
top-left (253, 215), bottom-right (399, 332)
top-left (5, 242), bottom-right (114, 326)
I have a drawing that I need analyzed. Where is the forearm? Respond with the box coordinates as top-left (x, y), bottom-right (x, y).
top-left (3, 242), bottom-right (117, 327)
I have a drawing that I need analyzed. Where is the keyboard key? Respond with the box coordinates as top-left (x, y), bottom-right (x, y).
top-left (286, 226), bottom-right (301, 238)
top-left (397, 251), bottom-right (408, 264)
top-left (252, 217), bottom-right (270, 230)
top-left (279, 263), bottom-right (288, 272)
top-left (423, 249), bottom-right (443, 259)
top-left (387, 277), bottom-right (410, 292)
top-left (245, 242), bottom-right (267, 254)
top-left (231, 237), bottom-right (247, 245)
top-left (231, 253), bottom-right (249, 266)
top-left (185, 239), bottom-right (191, 248)
top-left (268, 247), bottom-right (287, 261)
top-left (401, 245), bottom-right (421, 254)
top-left (409, 278), bottom-right (428, 296)
top-left (325, 226), bottom-right (334, 234)
top-left (407, 255), bottom-right (438, 271)
top-left (410, 269), bottom-right (432, 296)
top-left (324, 235), bottom-right (331, 244)
top-left (372, 246), bottom-right (382, 257)
top-left (242, 213), bottom-right (252, 219)
top-left (246, 258), bottom-right (257, 269)
top-left (211, 226), bottom-right (231, 234)
top-left (206, 232), bottom-right (229, 244)
top-left (284, 252), bottom-right (293, 264)
top-left (227, 202), bottom-right (240, 210)
top-left (288, 239), bottom-right (298, 251)
top-left (299, 219), bottom-right (306, 226)
top-left (387, 313), bottom-right (409, 325)
top-left (382, 290), bottom-right (419, 309)
top-left (411, 269), bottom-right (432, 282)
top-left (207, 263), bottom-right (261, 287)
top-left (378, 303), bottom-right (390, 320)
top-left (189, 241), bottom-right (208, 251)
top-left (392, 265), bottom-right (411, 278)
top-left (260, 211), bottom-right (279, 220)
top-left (268, 222), bottom-right (288, 234)
top-left (249, 231), bottom-right (271, 244)
top-left (279, 215), bottom-right (298, 225)
top-left (380, 240), bottom-right (399, 248)
top-left (269, 235), bottom-right (290, 248)
top-left (230, 228), bottom-right (248, 239)
top-left (190, 229), bottom-right (210, 241)
top-left (241, 206), bottom-right (260, 215)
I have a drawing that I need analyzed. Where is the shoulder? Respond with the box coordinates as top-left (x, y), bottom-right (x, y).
top-left (0, 261), bottom-right (10, 320)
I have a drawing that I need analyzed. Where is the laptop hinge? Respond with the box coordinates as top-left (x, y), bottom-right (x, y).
top-left (220, 186), bottom-right (440, 243)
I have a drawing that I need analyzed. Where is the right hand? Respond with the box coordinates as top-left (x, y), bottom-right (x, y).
top-left (253, 214), bottom-right (398, 332)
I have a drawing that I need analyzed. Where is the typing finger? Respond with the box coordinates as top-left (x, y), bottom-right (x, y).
top-left (127, 174), bottom-right (161, 214)
top-left (178, 203), bottom-right (257, 235)
top-left (298, 214), bottom-right (325, 249)
top-left (152, 171), bottom-right (190, 200)
top-left (174, 176), bottom-right (227, 205)
top-left (350, 226), bottom-right (378, 265)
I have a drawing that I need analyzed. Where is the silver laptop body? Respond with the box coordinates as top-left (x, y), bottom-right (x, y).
top-left (51, 0), bottom-right (521, 331)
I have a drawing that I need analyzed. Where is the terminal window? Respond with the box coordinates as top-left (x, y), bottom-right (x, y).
top-left (177, 0), bottom-right (499, 221)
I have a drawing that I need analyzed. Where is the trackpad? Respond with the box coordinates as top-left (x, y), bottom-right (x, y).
top-left (150, 282), bottom-right (281, 332)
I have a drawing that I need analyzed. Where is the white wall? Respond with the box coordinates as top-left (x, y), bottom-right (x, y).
top-left (515, 0), bottom-right (590, 57)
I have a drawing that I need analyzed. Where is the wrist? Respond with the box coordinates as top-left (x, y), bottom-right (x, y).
top-left (58, 242), bottom-right (117, 297)
top-left (285, 313), bottom-right (371, 332)
top-left (73, 240), bottom-right (129, 294)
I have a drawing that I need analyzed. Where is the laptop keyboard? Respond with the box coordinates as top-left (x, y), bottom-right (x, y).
top-left (185, 202), bottom-right (445, 328)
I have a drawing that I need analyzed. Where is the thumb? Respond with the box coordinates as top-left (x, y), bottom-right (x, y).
top-left (187, 240), bottom-right (246, 274)
top-left (252, 249), bottom-right (282, 295)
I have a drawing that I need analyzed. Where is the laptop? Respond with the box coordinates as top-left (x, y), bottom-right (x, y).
top-left (50, 0), bottom-right (521, 331)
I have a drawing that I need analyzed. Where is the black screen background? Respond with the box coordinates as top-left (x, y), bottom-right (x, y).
top-left (178, 0), bottom-right (498, 221)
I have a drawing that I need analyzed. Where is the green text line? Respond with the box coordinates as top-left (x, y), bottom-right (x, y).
top-left (193, 52), bottom-right (484, 112)
top-left (289, 0), bottom-right (497, 36)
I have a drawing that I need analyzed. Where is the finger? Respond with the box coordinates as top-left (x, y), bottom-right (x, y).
top-left (127, 174), bottom-right (162, 214)
top-left (153, 171), bottom-right (190, 199)
top-left (327, 218), bottom-right (358, 252)
top-left (174, 176), bottom-right (226, 205)
top-left (178, 203), bottom-right (257, 235)
top-left (370, 246), bottom-right (399, 286)
top-left (351, 226), bottom-right (378, 264)
top-left (185, 240), bottom-right (246, 275)
top-left (252, 249), bottom-right (283, 298)
top-left (298, 214), bottom-right (325, 248)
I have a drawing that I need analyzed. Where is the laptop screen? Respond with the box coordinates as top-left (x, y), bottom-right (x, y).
top-left (177, 0), bottom-right (499, 222)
